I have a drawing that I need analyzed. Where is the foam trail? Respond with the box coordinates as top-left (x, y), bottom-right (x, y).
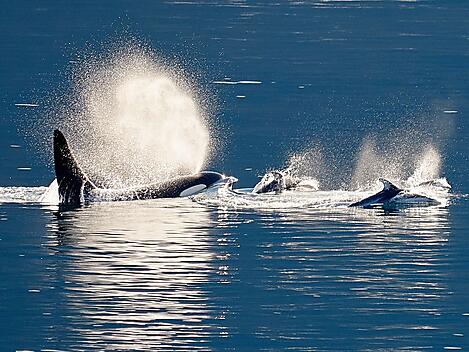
top-left (0, 179), bottom-right (59, 205)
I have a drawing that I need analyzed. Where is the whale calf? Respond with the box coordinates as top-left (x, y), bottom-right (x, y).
top-left (53, 130), bottom-right (229, 205)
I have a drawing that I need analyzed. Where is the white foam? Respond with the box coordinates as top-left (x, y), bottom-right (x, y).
top-left (0, 179), bottom-right (58, 205)
top-left (38, 179), bottom-right (59, 204)
top-left (0, 186), bottom-right (48, 204)
top-left (194, 188), bottom-right (365, 210)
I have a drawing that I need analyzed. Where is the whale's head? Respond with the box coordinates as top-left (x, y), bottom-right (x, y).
top-left (198, 171), bottom-right (226, 186)
top-left (252, 171), bottom-right (285, 194)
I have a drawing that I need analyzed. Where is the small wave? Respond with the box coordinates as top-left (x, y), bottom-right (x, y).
top-left (0, 186), bottom-right (48, 204)
top-left (0, 179), bottom-right (58, 205)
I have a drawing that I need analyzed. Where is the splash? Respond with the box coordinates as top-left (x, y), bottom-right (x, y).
top-left (279, 145), bottom-right (324, 190)
top-left (0, 186), bottom-right (48, 204)
top-left (350, 135), bottom-right (446, 190)
top-left (351, 136), bottom-right (407, 190)
top-left (41, 44), bottom-right (213, 188)
top-left (406, 145), bottom-right (441, 187)
top-left (256, 135), bottom-right (448, 195)
top-left (38, 179), bottom-right (59, 204)
top-left (284, 146), bottom-right (323, 180)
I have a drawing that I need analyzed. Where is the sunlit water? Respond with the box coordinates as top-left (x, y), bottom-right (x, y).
top-left (1, 181), bottom-right (467, 350)
top-left (2, 197), bottom-right (469, 351)
top-left (2, 0), bottom-right (469, 351)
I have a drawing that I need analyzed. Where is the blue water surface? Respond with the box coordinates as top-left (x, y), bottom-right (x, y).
top-left (1, 1), bottom-right (469, 351)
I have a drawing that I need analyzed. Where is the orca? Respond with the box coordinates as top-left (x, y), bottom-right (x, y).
top-left (349, 178), bottom-right (403, 208)
top-left (53, 129), bottom-right (228, 206)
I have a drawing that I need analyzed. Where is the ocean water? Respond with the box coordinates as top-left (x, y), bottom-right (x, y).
top-left (1, 1), bottom-right (469, 351)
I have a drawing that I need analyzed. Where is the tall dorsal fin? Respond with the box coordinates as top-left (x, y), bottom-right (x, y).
top-left (53, 130), bottom-right (95, 205)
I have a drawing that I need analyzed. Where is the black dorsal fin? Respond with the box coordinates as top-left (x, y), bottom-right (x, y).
top-left (378, 178), bottom-right (401, 192)
top-left (53, 130), bottom-right (94, 205)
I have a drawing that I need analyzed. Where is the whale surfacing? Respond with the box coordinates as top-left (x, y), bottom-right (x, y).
top-left (53, 130), bottom-right (226, 206)
top-left (349, 178), bottom-right (403, 208)
top-left (53, 130), bottom-right (97, 205)
top-left (349, 178), bottom-right (442, 208)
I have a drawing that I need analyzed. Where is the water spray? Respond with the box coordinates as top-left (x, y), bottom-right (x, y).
top-left (41, 43), bottom-right (214, 189)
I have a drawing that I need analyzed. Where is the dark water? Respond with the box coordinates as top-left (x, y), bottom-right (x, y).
top-left (1, 1), bottom-right (469, 351)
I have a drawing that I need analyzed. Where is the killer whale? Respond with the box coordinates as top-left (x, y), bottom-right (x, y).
top-left (53, 129), bottom-right (227, 205)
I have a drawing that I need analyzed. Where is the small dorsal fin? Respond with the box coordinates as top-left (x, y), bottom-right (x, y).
top-left (379, 178), bottom-right (400, 191)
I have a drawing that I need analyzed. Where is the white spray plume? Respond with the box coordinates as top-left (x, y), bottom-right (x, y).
top-left (55, 45), bottom-right (212, 188)
top-left (351, 136), bottom-right (405, 190)
top-left (351, 136), bottom-right (443, 190)
top-left (284, 146), bottom-right (324, 179)
top-left (406, 145), bottom-right (442, 187)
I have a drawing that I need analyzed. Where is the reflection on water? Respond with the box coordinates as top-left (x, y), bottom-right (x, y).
top-left (208, 205), bottom-right (464, 350)
top-left (2, 0), bottom-right (468, 348)
top-left (45, 200), bottom-right (220, 350)
top-left (2, 197), bottom-right (467, 350)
